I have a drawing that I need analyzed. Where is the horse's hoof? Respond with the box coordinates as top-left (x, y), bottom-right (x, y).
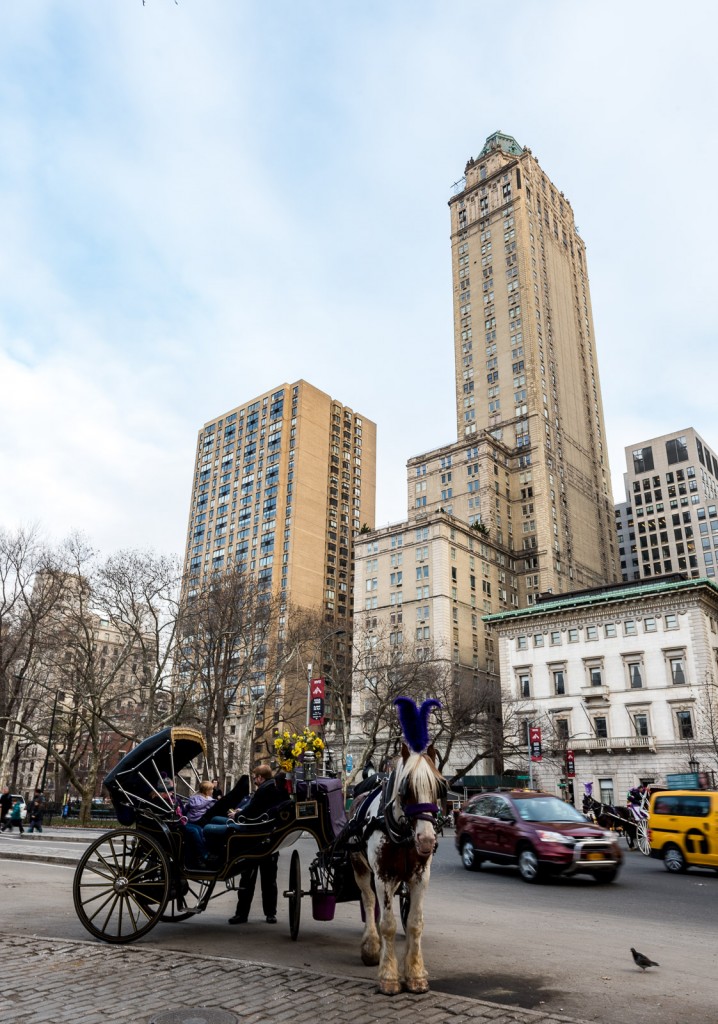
top-left (404, 979), bottom-right (430, 995)
top-left (361, 950), bottom-right (380, 967)
top-left (378, 980), bottom-right (402, 996)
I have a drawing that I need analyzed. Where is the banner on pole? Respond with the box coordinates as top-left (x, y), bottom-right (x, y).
top-left (308, 677), bottom-right (325, 727)
top-left (529, 726), bottom-right (542, 762)
top-left (565, 749), bottom-right (575, 778)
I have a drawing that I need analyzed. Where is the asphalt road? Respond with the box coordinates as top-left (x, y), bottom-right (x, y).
top-left (1, 828), bottom-right (716, 1024)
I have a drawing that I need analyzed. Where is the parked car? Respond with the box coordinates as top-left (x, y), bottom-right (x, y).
top-left (455, 790), bottom-right (622, 883)
top-left (648, 789), bottom-right (718, 873)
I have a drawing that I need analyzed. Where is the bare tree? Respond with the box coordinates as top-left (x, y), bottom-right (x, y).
top-left (95, 549), bottom-right (182, 739)
top-left (0, 527), bottom-right (70, 784)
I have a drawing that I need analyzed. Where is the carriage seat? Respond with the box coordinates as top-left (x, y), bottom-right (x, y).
top-left (202, 798), bottom-right (296, 845)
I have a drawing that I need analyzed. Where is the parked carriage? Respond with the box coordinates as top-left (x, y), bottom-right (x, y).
top-left (73, 701), bottom-right (444, 994)
top-left (72, 726), bottom-right (366, 944)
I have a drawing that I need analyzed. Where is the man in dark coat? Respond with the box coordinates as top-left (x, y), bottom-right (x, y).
top-left (228, 765), bottom-right (286, 925)
top-left (0, 785), bottom-right (12, 831)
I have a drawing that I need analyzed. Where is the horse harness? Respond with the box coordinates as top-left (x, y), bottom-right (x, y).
top-left (347, 769), bottom-right (441, 850)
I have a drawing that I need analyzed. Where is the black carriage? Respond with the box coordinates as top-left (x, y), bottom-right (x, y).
top-left (72, 726), bottom-right (387, 944)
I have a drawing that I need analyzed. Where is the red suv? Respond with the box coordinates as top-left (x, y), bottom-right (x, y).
top-left (455, 791), bottom-right (622, 883)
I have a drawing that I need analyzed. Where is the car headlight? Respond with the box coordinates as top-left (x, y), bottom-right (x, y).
top-left (535, 830), bottom-right (572, 844)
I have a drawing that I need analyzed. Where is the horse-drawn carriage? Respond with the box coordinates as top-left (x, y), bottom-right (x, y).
top-left (73, 699), bottom-right (445, 995)
top-left (582, 782), bottom-right (651, 855)
top-left (72, 726), bottom-right (361, 944)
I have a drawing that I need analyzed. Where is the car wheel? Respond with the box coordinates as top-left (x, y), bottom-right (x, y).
top-left (517, 846), bottom-right (544, 883)
top-left (461, 838), bottom-right (481, 872)
top-left (591, 869), bottom-right (618, 884)
top-left (663, 844), bottom-right (687, 873)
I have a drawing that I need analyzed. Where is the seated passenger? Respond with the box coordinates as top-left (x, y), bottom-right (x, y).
top-left (228, 765), bottom-right (284, 821)
top-left (186, 780), bottom-right (217, 823)
top-left (183, 781), bottom-right (217, 866)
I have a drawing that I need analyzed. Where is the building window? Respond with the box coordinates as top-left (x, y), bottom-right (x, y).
top-left (553, 669), bottom-right (565, 695)
top-left (604, 623), bottom-right (617, 638)
top-left (555, 718), bottom-right (569, 740)
top-left (633, 713), bottom-right (649, 738)
top-left (633, 447), bottom-right (654, 474)
top-left (568, 628), bottom-right (579, 643)
top-left (517, 635), bottom-right (528, 651)
top-left (624, 620), bottom-right (637, 636)
top-left (675, 710), bottom-right (694, 739)
top-left (644, 617), bottom-right (657, 633)
top-left (533, 633), bottom-right (544, 647)
top-left (669, 655), bottom-right (687, 685)
top-left (550, 631), bottom-right (561, 646)
top-left (664, 613), bottom-right (678, 630)
top-left (518, 673), bottom-right (531, 698)
top-left (666, 436), bottom-right (689, 465)
top-left (593, 717), bottom-right (608, 739)
top-left (628, 662), bottom-right (643, 689)
top-left (598, 777), bottom-right (614, 804)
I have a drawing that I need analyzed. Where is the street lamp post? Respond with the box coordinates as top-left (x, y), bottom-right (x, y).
top-left (39, 691), bottom-right (60, 795)
top-left (306, 628), bottom-right (346, 731)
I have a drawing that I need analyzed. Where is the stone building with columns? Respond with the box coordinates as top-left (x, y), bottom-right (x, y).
top-left (485, 576), bottom-right (718, 804)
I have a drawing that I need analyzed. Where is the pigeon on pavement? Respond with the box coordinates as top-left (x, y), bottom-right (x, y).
top-left (631, 947), bottom-right (659, 970)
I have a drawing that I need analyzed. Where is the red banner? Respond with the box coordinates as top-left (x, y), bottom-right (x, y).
top-left (565, 749), bottom-right (575, 778)
top-left (308, 677), bottom-right (325, 727)
top-left (529, 726), bottom-right (542, 762)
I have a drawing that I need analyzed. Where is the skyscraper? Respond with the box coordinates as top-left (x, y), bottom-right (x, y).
top-left (182, 380), bottom-right (376, 730)
top-left (448, 131), bottom-right (617, 594)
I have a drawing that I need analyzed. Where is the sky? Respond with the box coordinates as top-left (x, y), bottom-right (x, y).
top-left (1, 1), bottom-right (717, 559)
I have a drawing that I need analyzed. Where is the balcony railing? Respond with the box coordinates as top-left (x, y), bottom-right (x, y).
top-left (570, 735), bottom-right (655, 753)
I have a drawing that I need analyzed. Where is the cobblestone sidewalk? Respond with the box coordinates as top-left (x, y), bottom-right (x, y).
top-left (3, 933), bottom-right (588, 1024)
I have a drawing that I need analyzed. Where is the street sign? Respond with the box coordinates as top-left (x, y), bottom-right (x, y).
top-left (565, 749), bottom-right (575, 778)
top-left (346, 754), bottom-right (353, 772)
top-left (529, 726), bottom-right (542, 762)
top-left (308, 677), bottom-right (325, 727)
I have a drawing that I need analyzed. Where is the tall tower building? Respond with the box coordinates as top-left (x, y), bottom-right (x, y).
top-left (448, 131), bottom-right (618, 594)
top-left (182, 380), bottom-right (376, 726)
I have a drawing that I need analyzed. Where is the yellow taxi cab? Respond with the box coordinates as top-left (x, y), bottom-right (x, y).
top-left (648, 789), bottom-right (718, 873)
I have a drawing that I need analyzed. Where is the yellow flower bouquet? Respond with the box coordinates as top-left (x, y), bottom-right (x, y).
top-left (274, 728), bottom-right (324, 772)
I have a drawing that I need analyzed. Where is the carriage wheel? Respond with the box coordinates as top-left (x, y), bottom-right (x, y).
top-left (73, 829), bottom-right (170, 944)
top-left (287, 849), bottom-right (302, 941)
top-left (160, 877), bottom-right (215, 923)
top-left (398, 883), bottom-right (411, 933)
top-left (636, 821), bottom-right (651, 856)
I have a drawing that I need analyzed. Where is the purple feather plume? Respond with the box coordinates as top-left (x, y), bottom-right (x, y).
top-left (394, 697), bottom-right (442, 752)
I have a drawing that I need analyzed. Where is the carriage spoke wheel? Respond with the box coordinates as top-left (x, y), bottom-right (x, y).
top-left (73, 829), bottom-right (170, 943)
top-left (161, 877), bottom-right (215, 922)
top-left (286, 849), bottom-right (302, 941)
top-left (636, 821), bottom-right (651, 857)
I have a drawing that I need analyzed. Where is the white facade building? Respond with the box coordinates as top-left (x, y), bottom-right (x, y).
top-left (486, 577), bottom-right (718, 805)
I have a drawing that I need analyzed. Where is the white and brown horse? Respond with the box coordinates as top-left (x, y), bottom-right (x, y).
top-left (349, 712), bottom-right (445, 995)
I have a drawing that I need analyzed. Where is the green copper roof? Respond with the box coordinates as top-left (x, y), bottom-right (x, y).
top-left (479, 131), bottom-right (523, 159)
top-left (483, 577), bottom-right (718, 624)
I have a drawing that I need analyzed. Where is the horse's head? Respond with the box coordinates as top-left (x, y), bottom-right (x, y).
top-left (393, 744), bottom-right (446, 857)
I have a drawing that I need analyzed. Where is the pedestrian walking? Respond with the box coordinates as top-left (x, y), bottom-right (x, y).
top-left (211, 778), bottom-right (223, 800)
top-left (5, 798), bottom-right (25, 834)
top-left (27, 794), bottom-right (45, 833)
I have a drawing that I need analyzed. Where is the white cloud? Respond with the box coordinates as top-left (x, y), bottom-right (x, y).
top-left (1, 0), bottom-right (718, 554)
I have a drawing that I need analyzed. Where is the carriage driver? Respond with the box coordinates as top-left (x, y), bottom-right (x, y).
top-left (227, 765), bottom-right (286, 925)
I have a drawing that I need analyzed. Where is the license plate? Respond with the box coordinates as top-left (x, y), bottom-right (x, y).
top-left (586, 852), bottom-right (607, 861)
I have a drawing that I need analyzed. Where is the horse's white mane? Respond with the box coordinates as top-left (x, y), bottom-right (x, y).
top-left (391, 751), bottom-right (440, 811)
